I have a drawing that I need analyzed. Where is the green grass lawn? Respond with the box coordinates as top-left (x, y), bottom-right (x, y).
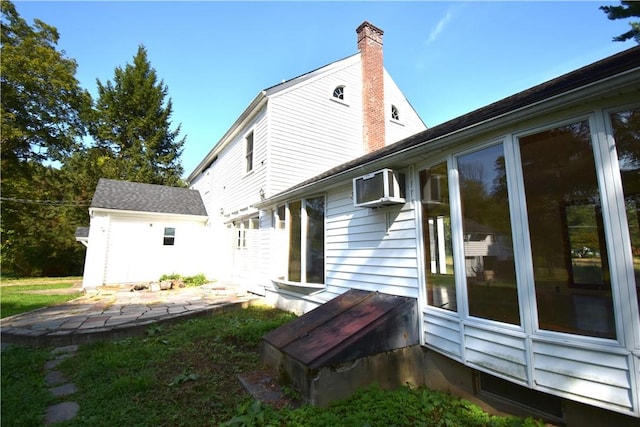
top-left (0, 277), bottom-right (84, 318)
top-left (1, 306), bottom-right (543, 426)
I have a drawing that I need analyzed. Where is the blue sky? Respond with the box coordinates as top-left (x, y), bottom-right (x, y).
top-left (15, 1), bottom-right (636, 178)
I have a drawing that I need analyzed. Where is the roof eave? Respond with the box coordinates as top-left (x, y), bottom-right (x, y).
top-left (90, 207), bottom-right (209, 221)
top-left (254, 63), bottom-right (640, 209)
top-left (187, 92), bottom-right (268, 183)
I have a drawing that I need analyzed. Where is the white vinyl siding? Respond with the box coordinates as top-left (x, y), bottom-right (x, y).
top-left (325, 183), bottom-right (420, 298)
top-left (464, 325), bottom-right (528, 383)
top-left (383, 69), bottom-right (427, 143)
top-left (531, 340), bottom-right (635, 413)
top-left (268, 59), bottom-right (363, 196)
top-left (189, 108), bottom-right (268, 280)
top-left (97, 213), bottom-right (207, 286)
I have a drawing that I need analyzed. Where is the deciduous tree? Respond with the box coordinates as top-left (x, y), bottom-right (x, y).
top-left (1, 1), bottom-right (91, 277)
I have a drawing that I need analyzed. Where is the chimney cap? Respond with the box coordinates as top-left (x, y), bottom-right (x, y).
top-left (356, 21), bottom-right (384, 37)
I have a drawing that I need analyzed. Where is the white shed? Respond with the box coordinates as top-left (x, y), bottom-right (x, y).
top-left (81, 179), bottom-right (209, 288)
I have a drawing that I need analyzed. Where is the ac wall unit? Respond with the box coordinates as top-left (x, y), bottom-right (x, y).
top-left (353, 168), bottom-right (406, 208)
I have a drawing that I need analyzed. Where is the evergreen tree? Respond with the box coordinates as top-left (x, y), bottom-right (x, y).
top-left (601, 1), bottom-right (640, 43)
top-left (90, 45), bottom-right (185, 186)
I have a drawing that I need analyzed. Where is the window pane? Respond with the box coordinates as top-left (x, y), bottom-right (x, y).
top-left (520, 120), bottom-right (615, 339)
top-left (288, 201), bottom-right (302, 282)
top-left (458, 144), bottom-right (519, 324)
top-left (246, 132), bottom-right (254, 172)
top-left (163, 227), bottom-right (175, 246)
top-left (611, 109), bottom-right (640, 314)
top-left (421, 164), bottom-right (456, 311)
top-left (306, 196), bottom-right (325, 284)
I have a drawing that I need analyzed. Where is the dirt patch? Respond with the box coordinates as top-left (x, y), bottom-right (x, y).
top-left (24, 288), bottom-right (85, 296)
top-left (238, 370), bottom-right (301, 410)
top-left (0, 278), bottom-right (82, 287)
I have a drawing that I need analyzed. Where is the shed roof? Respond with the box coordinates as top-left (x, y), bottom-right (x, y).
top-left (91, 178), bottom-right (207, 216)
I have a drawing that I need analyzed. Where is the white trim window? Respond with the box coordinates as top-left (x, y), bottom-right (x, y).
top-left (287, 196), bottom-right (325, 284)
top-left (163, 227), bottom-right (175, 246)
top-left (245, 131), bottom-right (254, 173)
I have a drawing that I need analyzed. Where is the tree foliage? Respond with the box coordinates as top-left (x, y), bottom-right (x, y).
top-left (0, 1), bottom-right (90, 170)
top-left (600, 1), bottom-right (640, 43)
top-left (90, 45), bottom-right (185, 186)
top-left (1, 1), bottom-right (91, 277)
top-left (1, 2), bottom-right (186, 277)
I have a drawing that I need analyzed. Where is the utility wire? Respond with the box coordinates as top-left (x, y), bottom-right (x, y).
top-left (0, 197), bottom-right (91, 206)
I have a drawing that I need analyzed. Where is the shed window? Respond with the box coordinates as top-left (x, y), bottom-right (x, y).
top-left (333, 85), bottom-right (345, 100)
top-left (391, 105), bottom-right (400, 121)
top-left (163, 227), bottom-right (175, 246)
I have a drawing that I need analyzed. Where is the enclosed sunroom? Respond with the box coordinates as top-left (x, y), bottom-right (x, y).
top-left (256, 47), bottom-right (640, 424)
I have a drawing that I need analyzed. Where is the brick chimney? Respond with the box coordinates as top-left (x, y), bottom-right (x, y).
top-left (357, 21), bottom-right (385, 153)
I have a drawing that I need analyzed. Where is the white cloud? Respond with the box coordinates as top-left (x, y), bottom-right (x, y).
top-left (427, 9), bottom-right (453, 45)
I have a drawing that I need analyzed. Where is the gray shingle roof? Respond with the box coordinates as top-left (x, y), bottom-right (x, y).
top-left (91, 178), bottom-right (207, 216)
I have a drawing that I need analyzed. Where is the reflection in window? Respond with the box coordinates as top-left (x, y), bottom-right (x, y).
top-left (245, 132), bottom-right (254, 173)
top-left (287, 198), bottom-right (325, 284)
top-left (458, 145), bottom-right (519, 324)
top-left (306, 196), bottom-right (325, 284)
top-left (611, 108), bottom-right (640, 313)
top-left (288, 201), bottom-right (302, 282)
top-left (274, 205), bottom-right (287, 280)
top-left (421, 164), bottom-right (456, 311)
top-left (520, 120), bottom-right (616, 339)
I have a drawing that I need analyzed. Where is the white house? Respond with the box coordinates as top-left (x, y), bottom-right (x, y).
top-left (254, 46), bottom-right (640, 425)
top-left (186, 22), bottom-right (426, 293)
top-left (80, 22), bottom-right (426, 290)
top-left (77, 19), bottom-right (640, 425)
top-left (81, 178), bottom-right (208, 287)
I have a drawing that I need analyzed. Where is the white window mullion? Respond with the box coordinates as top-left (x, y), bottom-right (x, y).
top-left (448, 154), bottom-right (468, 364)
top-left (505, 133), bottom-right (537, 388)
top-left (300, 199), bottom-right (309, 283)
top-left (285, 203), bottom-right (291, 281)
top-left (594, 109), bottom-right (638, 350)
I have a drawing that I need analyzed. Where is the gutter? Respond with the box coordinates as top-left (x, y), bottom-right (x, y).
top-left (254, 64), bottom-right (640, 209)
top-left (186, 92), bottom-right (268, 183)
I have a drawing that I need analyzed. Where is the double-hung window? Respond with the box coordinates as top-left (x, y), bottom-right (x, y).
top-left (245, 132), bottom-right (254, 173)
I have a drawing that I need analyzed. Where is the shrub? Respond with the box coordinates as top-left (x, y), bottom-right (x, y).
top-left (158, 273), bottom-right (209, 287)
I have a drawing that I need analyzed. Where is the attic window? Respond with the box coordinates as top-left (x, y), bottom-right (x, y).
top-left (391, 105), bottom-right (400, 121)
top-left (333, 85), bottom-right (345, 100)
top-left (163, 227), bottom-right (175, 246)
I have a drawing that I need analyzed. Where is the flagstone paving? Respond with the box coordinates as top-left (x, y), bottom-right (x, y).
top-left (1, 283), bottom-right (259, 424)
top-left (0, 283), bottom-right (256, 347)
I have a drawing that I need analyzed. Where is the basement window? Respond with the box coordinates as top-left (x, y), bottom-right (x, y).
top-left (477, 372), bottom-right (563, 422)
top-left (163, 227), bottom-right (175, 246)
